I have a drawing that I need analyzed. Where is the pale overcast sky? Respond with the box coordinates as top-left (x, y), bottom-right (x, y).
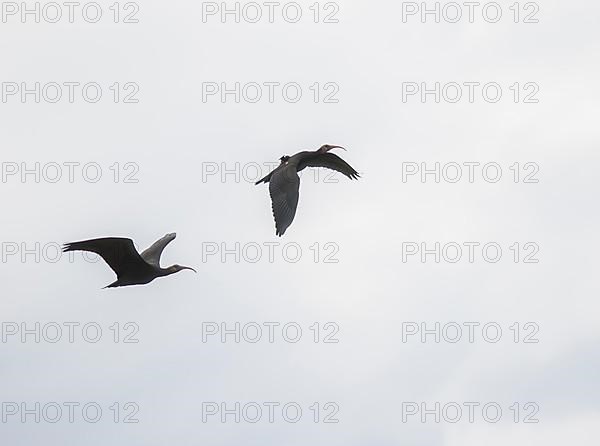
top-left (1, 0), bottom-right (599, 444)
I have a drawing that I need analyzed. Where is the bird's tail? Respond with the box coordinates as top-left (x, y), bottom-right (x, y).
top-left (103, 280), bottom-right (120, 289)
top-left (62, 241), bottom-right (84, 253)
top-left (255, 172), bottom-right (273, 185)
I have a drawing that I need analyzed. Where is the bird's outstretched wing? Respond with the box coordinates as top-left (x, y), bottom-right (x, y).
top-left (140, 233), bottom-right (176, 267)
top-left (63, 238), bottom-right (146, 277)
top-left (269, 165), bottom-right (300, 236)
top-left (298, 153), bottom-right (360, 180)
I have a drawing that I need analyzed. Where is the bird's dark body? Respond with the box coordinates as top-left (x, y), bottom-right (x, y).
top-left (63, 234), bottom-right (195, 289)
top-left (104, 265), bottom-right (159, 288)
top-left (256, 145), bottom-right (360, 236)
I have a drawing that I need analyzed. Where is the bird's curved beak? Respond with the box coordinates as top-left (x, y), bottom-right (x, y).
top-left (182, 266), bottom-right (197, 273)
top-left (330, 145), bottom-right (346, 151)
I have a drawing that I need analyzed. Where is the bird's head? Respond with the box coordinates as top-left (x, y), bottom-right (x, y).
top-left (167, 264), bottom-right (197, 275)
top-left (319, 144), bottom-right (346, 153)
top-left (280, 155), bottom-right (291, 163)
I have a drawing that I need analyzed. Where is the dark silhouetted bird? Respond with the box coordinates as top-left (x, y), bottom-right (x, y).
top-left (256, 144), bottom-right (360, 236)
top-left (63, 233), bottom-right (196, 288)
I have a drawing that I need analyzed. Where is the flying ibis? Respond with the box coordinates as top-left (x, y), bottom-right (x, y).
top-left (256, 144), bottom-right (360, 236)
top-left (63, 233), bottom-right (196, 288)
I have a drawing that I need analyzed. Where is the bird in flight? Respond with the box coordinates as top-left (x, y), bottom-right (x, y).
top-left (63, 233), bottom-right (196, 288)
top-left (256, 144), bottom-right (360, 236)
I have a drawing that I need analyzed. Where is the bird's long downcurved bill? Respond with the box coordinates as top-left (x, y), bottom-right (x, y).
top-left (182, 266), bottom-right (197, 273)
top-left (329, 145), bottom-right (346, 151)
